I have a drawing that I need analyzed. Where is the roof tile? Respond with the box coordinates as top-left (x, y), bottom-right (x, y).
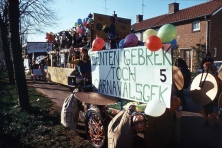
top-left (133, 0), bottom-right (222, 31)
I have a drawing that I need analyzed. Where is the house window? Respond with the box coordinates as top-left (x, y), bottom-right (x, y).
top-left (192, 21), bottom-right (200, 31)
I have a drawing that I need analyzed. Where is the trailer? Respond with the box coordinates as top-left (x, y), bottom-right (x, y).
top-left (45, 14), bottom-right (183, 148)
top-left (57, 44), bottom-right (179, 148)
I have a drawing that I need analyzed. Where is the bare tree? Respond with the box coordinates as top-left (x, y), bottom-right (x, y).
top-left (0, 1), bottom-right (15, 84)
top-left (1, 0), bottom-right (58, 109)
top-left (19, 0), bottom-right (58, 42)
top-left (8, 0), bottom-right (29, 110)
top-left (4, 0), bottom-right (58, 110)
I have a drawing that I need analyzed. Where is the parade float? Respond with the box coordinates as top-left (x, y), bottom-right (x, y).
top-left (54, 19), bottom-right (187, 148)
top-left (43, 11), bottom-right (185, 146)
top-left (41, 11), bottom-right (222, 147)
top-left (46, 12), bottom-right (131, 86)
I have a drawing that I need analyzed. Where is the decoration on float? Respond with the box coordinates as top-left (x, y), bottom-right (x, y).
top-left (143, 29), bottom-right (157, 42)
top-left (168, 38), bottom-right (177, 49)
top-left (45, 32), bottom-right (55, 42)
top-left (157, 24), bottom-right (177, 43)
top-left (96, 23), bottom-right (103, 31)
top-left (77, 18), bottom-right (82, 25)
top-left (102, 25), bottom-right (110, 33)
top-left (123, 34), bottom-right (138, 47)
top-left (144, 99), bottom-right (166, 117)
top-left (83, 18), bottom-right (89, 27)
top-left (145, 35), bottom-right (162, 51)
top-left (87, 18), bottom-right (94, 24)
top-left (118, 39), bottom-right (125, 49)
top-left (86, 18), bottom-right (94, 29)
top-left (86, 28), bottom-right (90, 34)
top-left (77, 26), bottom-right (83, 34)
top-left (92, 37), bottom-right (105, 51)
top-left (83, 21), bottom-right (87, 27)
top-left (88, 13), bottom-right (93, 18)
top-left (74, 22), bottom-right (78, 27)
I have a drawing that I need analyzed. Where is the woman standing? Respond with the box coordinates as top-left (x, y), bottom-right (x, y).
top-left (174, 58), bottom-right (190, 111)
top-left (201, 62), bottom-right (220, 127)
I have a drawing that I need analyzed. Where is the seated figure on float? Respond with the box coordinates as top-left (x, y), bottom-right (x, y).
top-left (70, 48), bottom-right (92, 88)
top-left (70, 48), bottom-right (91, 85)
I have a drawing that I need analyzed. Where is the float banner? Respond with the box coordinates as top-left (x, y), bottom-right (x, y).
top-left (27, 42), bottom-right (52, 53)
top-left (91, 45), bottom-right (172, 108)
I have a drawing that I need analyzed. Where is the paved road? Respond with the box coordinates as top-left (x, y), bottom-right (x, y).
top-left (27, 79), bottom-right (222, 148)
top-left (179, 88), bottom-right (222, 148)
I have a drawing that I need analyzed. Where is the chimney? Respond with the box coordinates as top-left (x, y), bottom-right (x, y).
top-left (169, 2), bottom-right (179, 14)
top-left (113, 11), bottom-right (117, 17)
top-left (136, 15), bottom-right (143, 23)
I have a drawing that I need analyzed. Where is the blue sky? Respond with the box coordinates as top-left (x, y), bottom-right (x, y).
top-left (27, 0), bottom-right (208, 42)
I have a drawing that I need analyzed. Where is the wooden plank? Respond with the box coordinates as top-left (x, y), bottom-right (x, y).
top-left (47, 66), bottom-right (75, 86)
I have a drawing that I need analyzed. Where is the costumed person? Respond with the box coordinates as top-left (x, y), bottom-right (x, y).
top-left (174, 58), bottom-right (190, 111)
top-left (167, 96), bottom-right (182, 147)
top-left (201, 62), bottom-right (220, 127)
top-left (70, 48), bottom-right (91, 79)
top-left (109, 16), bottom-right (117, 49)
top-left (39, 63), bottom-right (46, 80)
top-left (201, 51), bottom-right (214, 70)
top-left (131, 111), bottom-right (147, 148)
top-left (69, 48), bottom-right (92, 111)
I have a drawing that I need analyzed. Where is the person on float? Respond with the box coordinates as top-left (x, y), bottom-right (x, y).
top-left (108, 16), bottom-right (117, 49)
top-left (69, 48), bottom-right (92, 114)
top-left (167, 96), bottom-right (182, 147)
top-left (131, 111), bottom-right (147, 148)
top-left (201, 62), bottom-right (220, 127)
top-left (70, 48), bottom-right (91, 80)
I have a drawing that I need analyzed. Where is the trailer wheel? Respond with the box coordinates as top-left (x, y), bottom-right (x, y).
top-left (85, 106), bottom-right (105, 148)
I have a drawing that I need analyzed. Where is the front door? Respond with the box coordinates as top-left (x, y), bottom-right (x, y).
top-left (181, 49), bottom-right (192, 71)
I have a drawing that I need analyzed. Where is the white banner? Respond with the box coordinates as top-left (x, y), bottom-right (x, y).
top-left (27, 42), bottom-right (52, 53)
top-left (91, 45), bottom-right (173, 108)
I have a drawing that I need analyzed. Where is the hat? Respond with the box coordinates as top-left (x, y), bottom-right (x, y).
top-left (74, 92), bottom-right (118, 105)
top-left (203, 62), bottom-right (213, 69)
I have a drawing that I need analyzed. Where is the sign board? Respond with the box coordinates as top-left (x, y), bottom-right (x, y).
top-left (93, 13), bottom-right (131, 41)
top-left (27, 42), bottom-right (52, 53)
top-left (91, 45), bottom-right (172, 108)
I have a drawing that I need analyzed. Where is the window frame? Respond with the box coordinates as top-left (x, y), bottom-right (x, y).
top-left (192, 21), bottom-right (200, 31)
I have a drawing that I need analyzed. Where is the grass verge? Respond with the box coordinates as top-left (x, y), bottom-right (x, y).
top-left (0, 70), bottom-right (92, 148)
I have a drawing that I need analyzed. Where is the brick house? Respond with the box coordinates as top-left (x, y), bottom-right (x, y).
top-left (132, 0), bottom-right (222, 72)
